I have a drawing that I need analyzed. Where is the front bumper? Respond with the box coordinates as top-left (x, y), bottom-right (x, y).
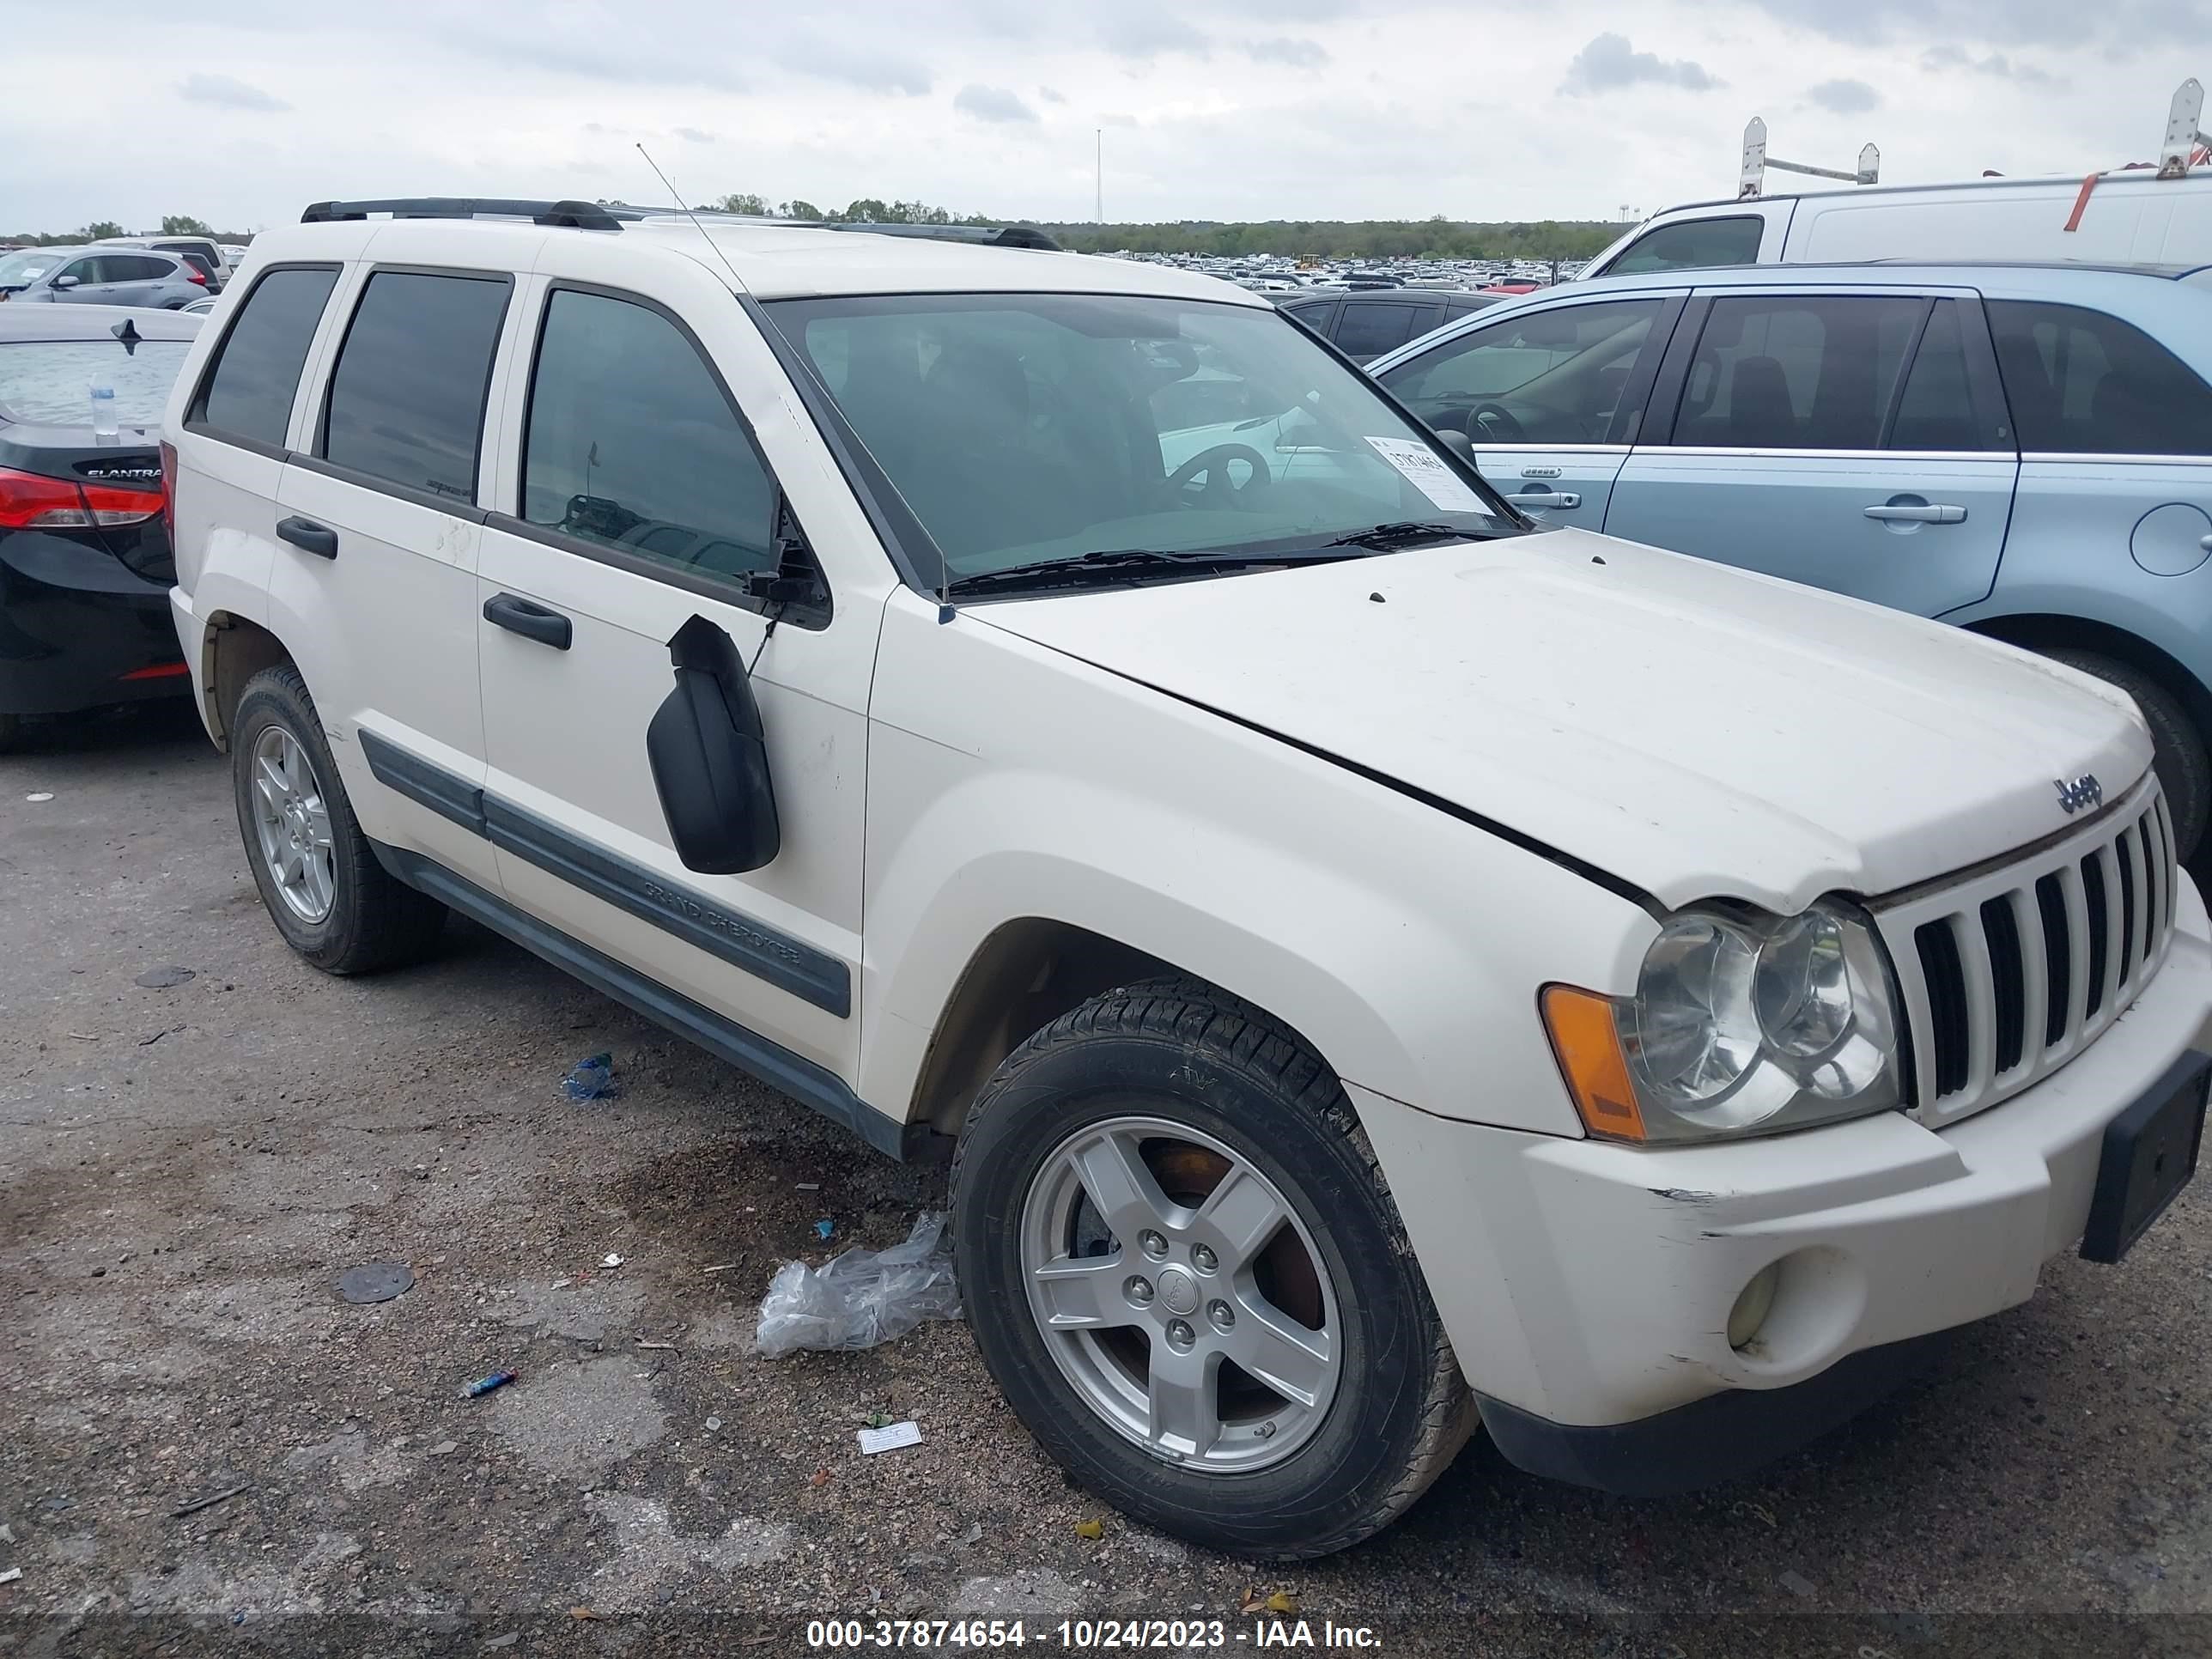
top-left (0, 530), bottom-right (185, 715)
top-left (1353, 872), bottom-right (2212, 1486)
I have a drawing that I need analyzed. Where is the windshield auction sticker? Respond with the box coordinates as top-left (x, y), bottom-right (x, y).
top-left (1363, 435), bottom-right (1487, 514)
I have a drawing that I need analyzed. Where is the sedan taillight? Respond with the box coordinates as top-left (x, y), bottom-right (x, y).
top-left (0, 466), bottom-right (162, 528)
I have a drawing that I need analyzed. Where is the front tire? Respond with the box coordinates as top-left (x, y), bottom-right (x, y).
top-left (230, 665), bottom-right (446, 974)
top-left (952, 977), bottom-right (1474, 1559)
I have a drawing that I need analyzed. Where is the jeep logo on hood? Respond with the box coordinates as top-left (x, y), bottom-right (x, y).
top-left (2055, 774), bottom-right (2104, 815)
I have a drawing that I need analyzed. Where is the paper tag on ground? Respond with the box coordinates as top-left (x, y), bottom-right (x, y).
top-left (857, 1420), bottom-right (922, 1455)
top-left (1364, 435), bottom-right (1486, 514)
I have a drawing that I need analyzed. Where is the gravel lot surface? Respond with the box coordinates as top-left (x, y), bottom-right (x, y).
top-left (3, 703), bottom-right (2211, 1657)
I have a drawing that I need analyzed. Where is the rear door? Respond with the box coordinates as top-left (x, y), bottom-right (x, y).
top-left (108, 255), bottom-right (174, 307)
top-left (1372, 292), bottom-right (1682, 526)
top-left (274, 248), bottom-right (518, 888)
top-left (1605, 288), bottom-right (2018, 615)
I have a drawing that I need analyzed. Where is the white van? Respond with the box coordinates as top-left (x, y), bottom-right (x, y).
top-left (1582, 80), bottom-right (2212, 279)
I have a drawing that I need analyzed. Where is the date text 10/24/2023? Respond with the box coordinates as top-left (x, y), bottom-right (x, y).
top-left (805, 1618), bottom-right (1387, 1650)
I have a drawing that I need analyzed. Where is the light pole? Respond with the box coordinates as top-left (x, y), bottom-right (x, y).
top-left (1096, 129), bottom-right (1103, 223)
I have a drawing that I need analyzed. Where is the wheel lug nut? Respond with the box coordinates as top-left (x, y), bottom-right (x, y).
top-left (1126, 1276), bottom-right (1154, 1307)
top-left (1139, 1230), bottom-right (1168, 1260)
top-left (1192, 1245), bottom-right (1218, 1273)
top-left (1208, 1299), bottom-right (1234, 1329)
top-left (1166, 1320), bottom-right (1194, 1351)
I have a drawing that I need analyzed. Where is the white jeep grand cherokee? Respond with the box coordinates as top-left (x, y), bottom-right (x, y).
top-left (164, 198), bottom-right (2211, 1559)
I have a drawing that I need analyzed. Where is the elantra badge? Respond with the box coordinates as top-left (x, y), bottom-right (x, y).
top-left (2055, 774), bottom-right (2104, 814)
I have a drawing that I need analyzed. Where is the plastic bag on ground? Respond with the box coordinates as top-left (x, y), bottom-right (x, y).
top-left (754, 1212), bottom-right (963, 1358)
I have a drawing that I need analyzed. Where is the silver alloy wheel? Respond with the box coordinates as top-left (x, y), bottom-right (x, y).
top-left (249, 725), bottom-right (336, 924)
top-left (1020, 1115), bottom-right (1341, 1472)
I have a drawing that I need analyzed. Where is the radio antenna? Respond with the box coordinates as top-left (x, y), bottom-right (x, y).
top-left (635, 143), bottom-right (748, 292)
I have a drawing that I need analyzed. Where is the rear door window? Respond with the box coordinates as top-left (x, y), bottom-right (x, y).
top-left (1986, 300), bottom-right (2212, 455)
top-left (520, 287), bottom-right (779, 583)
top-left (1332, 301), bottom-right (1424, 360)
top-left (319, 270), bottom-right (509, 502)
top-left (1886, 300), bottom-right (2003, 452)
top-left (1670, 294), bottom-right (1922, 450)
top-left (192, 265), bottom-right (340, 447)
top-left (1606, 216), bottom-right (1764, 276)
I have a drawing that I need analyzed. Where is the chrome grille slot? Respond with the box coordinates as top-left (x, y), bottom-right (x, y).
top-left (1875, 774), bottom-right (2178, 1127)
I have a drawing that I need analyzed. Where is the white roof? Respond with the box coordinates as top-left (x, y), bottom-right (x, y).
top-left (244, 213), bottom-right (1267, 307)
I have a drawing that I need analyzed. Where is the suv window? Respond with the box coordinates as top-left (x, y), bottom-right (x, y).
top-left (56, 258), bottom-right (102, 286)
top-left (521, 288), bottom-right (778, 582)
top-left (320, 270), bottom-right (508, 502)
top-left (1672, 295), bottom-right (1922, 450)
top-left (1887, 300), bottom-right (2001, 452)
top-left (109, 255), bottom-right (173, 283)
top-left (1605, 216), bottom-right (1763, 276)
top-left (1376, 299), bottom-right (1664, 445)
top-left (1333, 301), bottom-right (1424, 360)
top-left (194, 266), bottom-right (339, 447)
top-left (1987, 300), bottom-right (2212, 455)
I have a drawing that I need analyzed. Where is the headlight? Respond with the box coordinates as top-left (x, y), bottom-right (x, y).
top-left (1542, 898), bottom-right (1903, 1143)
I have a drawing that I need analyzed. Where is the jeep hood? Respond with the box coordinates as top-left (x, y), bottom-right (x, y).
top-left (975, 527), bottom-right (2151, 914)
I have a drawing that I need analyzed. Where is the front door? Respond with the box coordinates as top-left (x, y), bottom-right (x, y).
top-left (1605, 289), bottom-right (2019, 616)
top-left (1373, 293), bottom-right (1683, 527)
top-left (474, 268), bottom-right (878, 1087)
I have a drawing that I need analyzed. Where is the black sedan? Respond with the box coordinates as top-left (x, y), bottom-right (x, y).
top-left (1273, 287), bottom-right (1504, 364)
top-left (0, 306), bottom-right (199, 750)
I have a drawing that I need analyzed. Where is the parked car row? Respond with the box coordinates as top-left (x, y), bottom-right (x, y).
top-left (0, 244), bottom-right (213, 309)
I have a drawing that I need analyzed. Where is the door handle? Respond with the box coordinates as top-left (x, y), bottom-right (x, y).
top-left (1514, 490), bottom-right (1582, 509)
top-left (1863, 503), bottom-right (1966, 525)
top-left (483, 592), bottom-right (573, 651)
top-left (276, 516), bottom-right (338, 558)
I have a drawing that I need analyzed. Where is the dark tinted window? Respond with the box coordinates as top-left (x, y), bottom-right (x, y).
top-left (1672, 295), bottom-right (1922, 450)
top-left (321, 271), bottom-right (507, 501)
top-left (1378, 299), bottom-right (1663, 445)
top-left (1333, 301), bottom-right (1423, 360)
top-left (522, 289), bottom-right (777, 581)
top-left (109, 255), bottom-right (173, 282)
top-left (1888, 301), bottom-right (1999, 452)
top-left (1280, 300), bottom-right (1337, 337)
top-left (1606, 216), bottom-right (1764, 276)
top-left (1987, 300), bottom-right (2212, 455)
top-left (196, 266), bottom-right (339, 447)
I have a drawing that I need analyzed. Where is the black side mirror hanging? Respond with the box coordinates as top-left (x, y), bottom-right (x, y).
top-left (646, 615), bottom-right (781, 874)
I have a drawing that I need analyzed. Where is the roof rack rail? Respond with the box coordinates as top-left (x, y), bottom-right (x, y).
top-left (817, 221), bottom-right (1060, 250)
top-left (299, 198), bottom-right (634, 230)
top-left (1738, 119), bottom-right (1879, 199)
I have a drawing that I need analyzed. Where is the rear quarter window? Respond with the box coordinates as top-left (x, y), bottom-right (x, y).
top-left (1987, 300), bottom-right (2212, 455)
top-left (192, 265), bottom-right (340, 448)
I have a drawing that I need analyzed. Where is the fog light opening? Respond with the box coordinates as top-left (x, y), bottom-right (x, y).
top-left (1728, 1261), bottom-right (1782, 1352)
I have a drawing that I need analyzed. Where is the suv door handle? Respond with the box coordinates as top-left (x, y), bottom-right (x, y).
top-left (1514, 490), bottom-right (1582, 509)
top-left (483, 592), bottom-right (573, 651)
top-left (1864, 503), bottom-right (1966, 524)
top-left (276, 516), bottom-right (337, 558)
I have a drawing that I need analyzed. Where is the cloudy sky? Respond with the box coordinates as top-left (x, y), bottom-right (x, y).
top-left (3, 0), bottom-right (2201, 234)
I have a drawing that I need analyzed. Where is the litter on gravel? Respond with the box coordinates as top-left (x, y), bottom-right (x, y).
top-left (23, 793), bottom-right (52, 803)
top-left (561, 1053), bottom-right (620, 1101)
top-left (171, 1483), bottom-right (249, 1518)
top-left (133, 966), bottom-right (195, 989)
top-left (755, 1212), bottom-right (962, 1358)
top-left (465, 1370), bottom-right (518, 1398)
top-left (336, 1262), bottom-right (414, 1304)
top-left (857, 1420), bottom-right (922, 1455)
top-left (0, 1567), bottom-right (21, 1585)
top-left (600, 1253), bottom-right (623, 1270)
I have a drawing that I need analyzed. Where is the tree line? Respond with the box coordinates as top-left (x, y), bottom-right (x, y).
top-left (9, 204), bottom-right (1626, 264)
top-left (697, 197), bottom-right (1621, 261)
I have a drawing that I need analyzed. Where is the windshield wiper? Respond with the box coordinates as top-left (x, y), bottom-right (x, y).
top-left (945, 546), bottom-right (1358, 598)
top-left (1322, 520), bottom-right (1469, 551)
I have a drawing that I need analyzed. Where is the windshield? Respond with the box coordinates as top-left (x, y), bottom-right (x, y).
top-left (0, 250), bottom-right (65, 288)
top-left (766, 293), bottom-right (1514, 588)
top-left (0, 339), bottom-right (193, 428)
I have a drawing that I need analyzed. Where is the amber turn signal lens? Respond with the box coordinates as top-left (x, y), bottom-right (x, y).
top-left (1540, 984), bottom-right (1646, 1142)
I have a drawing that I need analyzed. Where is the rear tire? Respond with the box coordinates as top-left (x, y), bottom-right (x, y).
top-left (2043, 648), bottom-right (2209, 859)
top-left (230, 665), bottom-right (446, 974)
top-left (952, 976), bottom-right (1474, 1560)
